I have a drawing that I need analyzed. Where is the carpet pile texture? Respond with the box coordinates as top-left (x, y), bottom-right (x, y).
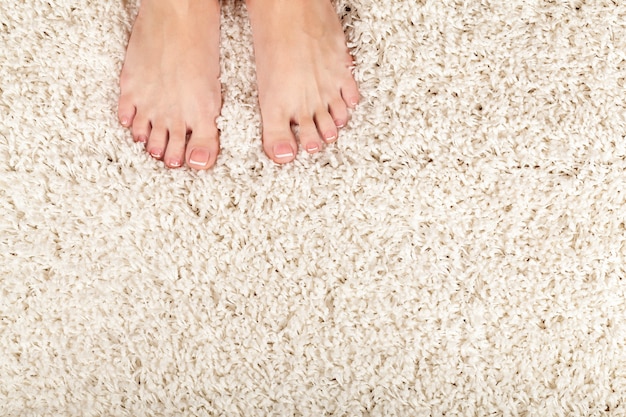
top-left (2, 0), bottom-right (626, 415)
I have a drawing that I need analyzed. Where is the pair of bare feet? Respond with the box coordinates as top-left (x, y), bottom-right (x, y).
top-left (118, 0), bottom-right (360, 170)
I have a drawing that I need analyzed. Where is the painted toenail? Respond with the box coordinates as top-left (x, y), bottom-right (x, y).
top-left (335, 120), bottom-right (345, 128)
top-left (169, 160), bottom-right (182, 168)
top-left (150, 149), bottom-right (163, 158)
top-left (189, 148), bottom-right (210, 167)
top-left (137, 135), bottom-right (148, 144)
top-left (273, 143), bottom-right (294, 159)
top-left (121, 117), bottom-right (129, 126)
top-left (306, 143), bottom-right (320, 153)
top-left (325, 135), bottom-right (337, 143)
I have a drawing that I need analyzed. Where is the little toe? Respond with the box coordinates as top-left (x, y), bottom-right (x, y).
top-left (329, 98), bottom-right (349, 128)
top-left (131, 115), bottom-right (151, 144)
top-left (341, 76), bottom-right (360, 109)
top-left (118, 95), bottom-right (137, 127)
top-left (314, 110), bottom-right (339, 144)
top-left (146, 126), bottom-right (168, 160)
top-left (298, 120), bottom-right (324, 154)
top-left (163, 126), bottom-right (187, 168)
top-left (186, 127), bottom-right (220, 170)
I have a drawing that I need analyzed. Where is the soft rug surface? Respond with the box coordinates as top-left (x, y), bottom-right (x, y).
top-left (2, 0), bottom-right (626, 415)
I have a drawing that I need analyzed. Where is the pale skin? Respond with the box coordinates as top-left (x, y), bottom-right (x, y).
top-left (118, 0), bottom-right (360, 169)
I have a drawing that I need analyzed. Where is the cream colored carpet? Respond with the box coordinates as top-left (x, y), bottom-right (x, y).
top-left (2, 0), bottom-right (626, 415)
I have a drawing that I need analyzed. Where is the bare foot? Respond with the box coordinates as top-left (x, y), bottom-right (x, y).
top-left (246, 0), bottom-right (360, 163)
top-left (118, 0), bottom-right (221, 169)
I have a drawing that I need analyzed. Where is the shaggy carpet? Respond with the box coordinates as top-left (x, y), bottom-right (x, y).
top-left (2, 0), bottom-right (626, 415)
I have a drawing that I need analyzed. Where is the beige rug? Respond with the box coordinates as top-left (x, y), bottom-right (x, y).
top-left (2, 0), bottom-right (626, 415)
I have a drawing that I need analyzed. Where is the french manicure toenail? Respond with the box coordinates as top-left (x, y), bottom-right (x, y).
top-left (189, 148), bottom-right (210, 166)
top-left (150, 149), bottom-right (162, 158)
top-left (121, 117), bottom-right (129, 126)
top-left (274, 143), bottom-right (294, 159)
top-left (335, 121), bottom-right (345, 128)
top-left (306, 143), bottom-right (320, 153)
top-left (137, 135), bottom-right (147, 143)
top-left (169, 160), bottom-right (181, 168)
top-left (326, 135), bottom-right (337, 143)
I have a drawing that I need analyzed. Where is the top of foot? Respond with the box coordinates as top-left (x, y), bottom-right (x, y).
top-left (118, 0), bottom-right (222, 170)
top-left (246, 0), bottom-right (360, 163)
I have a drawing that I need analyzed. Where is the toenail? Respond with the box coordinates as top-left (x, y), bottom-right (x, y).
top-left (137, 135), bottom-right (148, 144)
top-left (325, 135), bottom-right (337, 143)
top-left (189, 148), bottom-right (211, 167)
top-left (273, 143), bottom-right (295, 159)
top-left (169, 160), bottom-right (182, 168)
top-left (150, 149), bottom-right (163, 158)
top-left (306, 143), bottom-right (320, 153)
top-left (335, 120), bottom-right (345, 128)
top-left (120, 117), bottom-right (130, 127)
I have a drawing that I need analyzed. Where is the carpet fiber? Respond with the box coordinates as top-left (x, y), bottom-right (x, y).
top-left (2, 0), bottom-right (626, 415)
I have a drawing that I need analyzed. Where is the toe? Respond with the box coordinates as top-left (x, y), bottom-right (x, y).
top-left (341, 76), bottom-right (360, 110)
top-left (118, 94), bottom-right (137, 128)
top-left (131, 115), bottom-right (151, 144)
top-left (314, 110), bottom-right (339, 144)
top-left (259, 111), bottom-right (297, 163)
top-left (163, 126), bottom-right (187, 168)
top-left (266, 135), bottom-right (297, 163)
top-left (329, 98), bottom-right (349, 128)
top-left (341, 72), bottom-right (361, 109)
top-left (270, 141), bottom-right (297, 163)
top-left (146, 126), bottom-right (167, 160)
top-left (185, 126), bottom-right (220, 170)
top-left (262, 123), bottom-right (297, 164)
top-left (298, 119), bottom-right (324, 154)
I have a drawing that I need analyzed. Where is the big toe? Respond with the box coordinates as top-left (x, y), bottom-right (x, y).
top-left (186, 127), bottom-right (220, 170)
top-left (262, 124), bottom-right (297, 164)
